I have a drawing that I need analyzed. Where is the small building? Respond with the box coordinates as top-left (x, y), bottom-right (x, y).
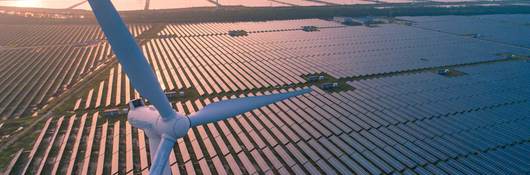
top-left (165, 91), bottom-right (178, 98)
top-left (471, 34), bottom-right (482, 38)
top-left (333, 16), bottom-right (361, 26)
top-left (320, 82), bottom-right (339, 90)
top-left (302, 26), bottom-right (319, 32)
top-left (307, 75), bottom-right (325, 82)
top-left (102, 108), bottom-right (127, 117)
top-left (438, 69), bottom-right (451, 76)
top-left (165, 90), bottom-right (185, 99)
top-left (129, 99), bottom-right (145, 110)
top-left (335, 16), bottom-right (389, 26)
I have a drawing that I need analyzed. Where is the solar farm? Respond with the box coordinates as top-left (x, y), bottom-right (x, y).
top-left (1, 8), bottom-right (530, 175)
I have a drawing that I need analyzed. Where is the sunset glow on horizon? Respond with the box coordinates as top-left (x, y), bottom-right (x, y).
top-left (0, 0), bottom-right (43, 8)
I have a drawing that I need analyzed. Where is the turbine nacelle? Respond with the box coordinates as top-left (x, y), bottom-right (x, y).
top-left (128, 99), bottom-right (190, 140)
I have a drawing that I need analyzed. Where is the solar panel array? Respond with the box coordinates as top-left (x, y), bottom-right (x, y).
top-left (76, 19), bottom-right (529, 108)
top-left (2, 15), bottom-right (530, 175)
top-left (0, 25), bottom-right (149, 119)
top-left (399, 14), bottom-right (530, 48)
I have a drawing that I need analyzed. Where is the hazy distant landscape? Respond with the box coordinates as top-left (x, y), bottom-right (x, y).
top-left (0, 0), bottom-right (527, 10)
top-left (0, 0), bottom-right (529, 24)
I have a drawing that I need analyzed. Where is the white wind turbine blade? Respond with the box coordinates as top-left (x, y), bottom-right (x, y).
top-left (88, 0), bottom-right (178, 120)
top-left (188, 88), bottom-right (312, 127)
top-left (149, 136), bottom-right (176, 175)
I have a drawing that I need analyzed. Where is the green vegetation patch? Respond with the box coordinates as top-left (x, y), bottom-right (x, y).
top-left (507, 54), bottom-right (530, 61)
top-left (461, 33), bottom-right (483, 38)
top-left (0, 117), bottom-right (35, 144)
top-left (0, 117), bottom-right (47, 170)
top-left (228, 30), bottom-right (249, 37)
top-left (495, 53), bottom-right (530, 63)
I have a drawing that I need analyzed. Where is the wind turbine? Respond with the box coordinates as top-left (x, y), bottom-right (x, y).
top-left (87, 0), bottom-right (312, 174)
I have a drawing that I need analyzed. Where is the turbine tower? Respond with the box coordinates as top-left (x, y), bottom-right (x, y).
top-left (87, 0), bottom-right (312, 174)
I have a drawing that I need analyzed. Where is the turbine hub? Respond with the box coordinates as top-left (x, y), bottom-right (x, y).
top-left (155, 114), bottom-right (190, 139)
